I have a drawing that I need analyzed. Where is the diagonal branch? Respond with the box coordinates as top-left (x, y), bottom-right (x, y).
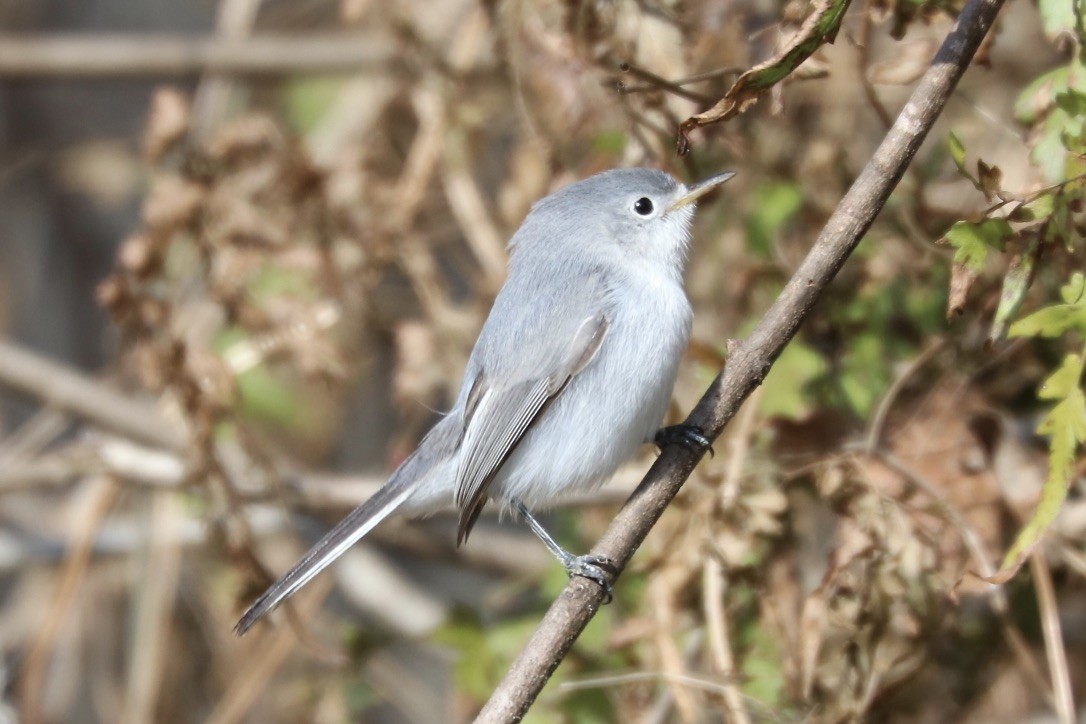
top-left (476, 0), bottom-right (1006, 718)
top-left (0, 339), bottom-right (185, 451)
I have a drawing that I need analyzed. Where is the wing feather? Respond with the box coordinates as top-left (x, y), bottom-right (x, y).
top-left (454, 311), bottom-right (609, 543)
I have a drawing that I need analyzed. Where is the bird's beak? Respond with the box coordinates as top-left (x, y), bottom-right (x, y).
top-left (668, 171), bottom-right (736, 211)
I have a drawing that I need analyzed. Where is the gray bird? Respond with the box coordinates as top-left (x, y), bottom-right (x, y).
top-left (235, 167), bottom-right (733, 635)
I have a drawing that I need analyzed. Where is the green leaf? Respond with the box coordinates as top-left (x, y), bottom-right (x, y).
top-left (1055, 87), bottom-right (1086, 117)
top-left (591, 130), bottom-right (627, 155)
top-left (1061, 272), bottom-right (1086, 304)
top-left (1057, 90), bottom-right (1086, 154)
top-left (557, 689), bottom-right (614, 724)
top-left (745, 182), bottom-right (804, 258)
top-left (1009, 193), bottom-right (1056, 222)
top-left (434, 614), bottom-right (542, 702)
top-left (1034, 108), bottom-right (1073, 183)
top-left (839, 331), bottom-right (891, 418)
top-left (741, 620), bottom-right (787, 706)
top-left (759, 341), bottom-right (827, 419)
top-left (996, 352), bottom-right (1086, 578)
top-left (990, 235), bottom-right (1040, 343)
top-left (1015, 67), bottom-right (1069, 124)
top-left (284, 76), bottom-right (347, 135)
top-left (1009, 273), bottom-right (1086, 337)
top-left (234, 363), bottom-right (309, 430)
top-left (1038, 0), bottom-right (1086, 39)
top-left (1009, 305), bottom-right (1086, 337)
top-left (943, 219), bottom-right (1013, 270)
top-left (1041, 352), bottom-right (1086, 400)
top-left (947, 133), bottom-right (969, 178)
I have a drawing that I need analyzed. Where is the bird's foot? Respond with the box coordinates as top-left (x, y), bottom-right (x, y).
top-left (512, 499), bottom-right (617, 603)
top-left (559, 552), bottom-right (616, 604)
top-left (655, 424), bottom-right (714, 457)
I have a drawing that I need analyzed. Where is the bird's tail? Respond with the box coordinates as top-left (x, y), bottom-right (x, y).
top-left (234, 480), bottom-right (414, 636)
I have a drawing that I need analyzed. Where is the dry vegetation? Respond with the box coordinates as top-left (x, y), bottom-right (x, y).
top-left (1, 0), bottom-right (1085, 722)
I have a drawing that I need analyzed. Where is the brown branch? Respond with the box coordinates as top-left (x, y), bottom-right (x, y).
top-left (0, 339), bottom-right (184, 451)
top-left (476, 0), bottom-right (1006, 717)
top-left (0, 34), bottom-right (395, 78)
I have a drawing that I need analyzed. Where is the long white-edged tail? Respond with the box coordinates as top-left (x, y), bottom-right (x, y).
top-left (234, 481), bottom-right (413, 636)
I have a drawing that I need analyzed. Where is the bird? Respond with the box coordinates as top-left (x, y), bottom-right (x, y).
top-left (235, 167), bottom-right (734, 635)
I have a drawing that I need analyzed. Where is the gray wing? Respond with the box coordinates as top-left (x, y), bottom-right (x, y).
top-left (454, 309), bottom-right (609, 543)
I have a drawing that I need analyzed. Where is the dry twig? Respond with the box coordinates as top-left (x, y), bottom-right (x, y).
top-left (0, 34), bottom-right (395, 78)
top-left (1030, 551), bottom-right (1075, 724)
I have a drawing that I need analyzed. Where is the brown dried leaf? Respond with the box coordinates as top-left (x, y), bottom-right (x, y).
top-left (947, 262), bottom-right (979, 319)
top-left (207, 115), bottom-right (285, 164)
top-left (143, 87), bottom-right (191, 162)
top-left (118, 235), bottom-right (156, 277)
top-left (677, 0), bottom-right (853, 153)
top-left (143, 175), bottom-right (205, 236)
top-left (977, 159), bottom-right (1003, 202)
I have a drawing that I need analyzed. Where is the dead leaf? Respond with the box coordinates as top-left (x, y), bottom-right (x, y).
top-left (143, 87), bottom-right (191, 162)
top-left (947, 262), bottom-right (979, 319)
top-left (977, 159), bottom-right (1003, 202)
top-left (677, 0), bottom-right (854, 154)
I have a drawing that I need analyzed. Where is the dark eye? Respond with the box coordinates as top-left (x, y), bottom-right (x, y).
top-left (633, 197), bottom-right (654, 216)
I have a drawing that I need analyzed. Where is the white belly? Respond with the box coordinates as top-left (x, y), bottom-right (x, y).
top-left (493, 276), bottom-right (692, 508)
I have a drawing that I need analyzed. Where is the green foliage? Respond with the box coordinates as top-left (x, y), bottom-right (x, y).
top-left (740, 622), bottom-right (788, 705)
top-left (989, 235), bottom-right (1040, 343)
top-left (746, 182), bottom-right (804, 257)
top-left (995, 349), bottom-right (1086, 575)
top-left (759, 340), bottom-right (827, 419)
top-left (1037, 0), bottom-right (1086, 41)
top-left (435, 613), bottom-right (543, 703)
top-left (591, 129), bottom-right (628, 155)
top-left (343, 675), bottom-right (379, 718)
top-left (434, 603), bottom-right (624, 721)
top-left (811, 275), bottom-right (940, 419)
top-left (1009, 272), bottom-right (1086, 338)
top-left (943, 31), bottom-right (1086, 582)
top-left (215, 327), bottom-right (313, 432)
top-left (1015, 58), bottom-right (1086, 182)
top-left (284, 76), bottom-right (347, 134)
top-left (944, 219), bottom-right (1012, 270)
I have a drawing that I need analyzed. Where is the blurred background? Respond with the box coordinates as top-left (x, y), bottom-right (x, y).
top-left (0, 0), bottom-right (1084, 722)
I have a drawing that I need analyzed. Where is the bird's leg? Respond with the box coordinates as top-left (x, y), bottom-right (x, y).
top-left (654, 423), bottom-right (714, 457)
top-left (512, 498), bottom-right (615, 602)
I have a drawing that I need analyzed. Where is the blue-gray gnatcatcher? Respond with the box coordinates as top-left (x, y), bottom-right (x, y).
top-left (235, 167), bottom-right (734, 635)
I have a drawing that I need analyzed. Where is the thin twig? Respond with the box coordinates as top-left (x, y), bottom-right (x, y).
top-left (616, 63), bottom-right (716, 105)
top-left (855, 0), bottom-right (894, 130)
top-left (864, 337), bottom-right (946, 454)
top-left (121, 490), bottom-right (184, 724)
top-left (649, 571), bottom-right (699, 722)
top-left (1030, 551), bottom-right (1075, 724)
top-left (558, 669), bottom-right (737, 696)
top-left (0, 34), bottom-right (395, 78)
top-left (207, 575), bottom-right (337, 724)
top-left (703, 560), bottom-right (751, 724)
top-left (476, 0), bottom-right (1006, 716)
top-left (190, 0), bottom-right (265, 139)
top-left (19, 477), bottom-right (122, 724)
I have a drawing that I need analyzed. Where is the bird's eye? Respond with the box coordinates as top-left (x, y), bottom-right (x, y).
top-left (633, 197), bottom-right (654, 216)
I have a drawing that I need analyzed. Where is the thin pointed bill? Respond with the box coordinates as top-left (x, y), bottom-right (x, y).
top-left (668, 171), bottom-right (736, 211)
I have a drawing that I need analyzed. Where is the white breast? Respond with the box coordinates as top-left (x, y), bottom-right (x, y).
top-left (493, 265), bottom-right (692, 508)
